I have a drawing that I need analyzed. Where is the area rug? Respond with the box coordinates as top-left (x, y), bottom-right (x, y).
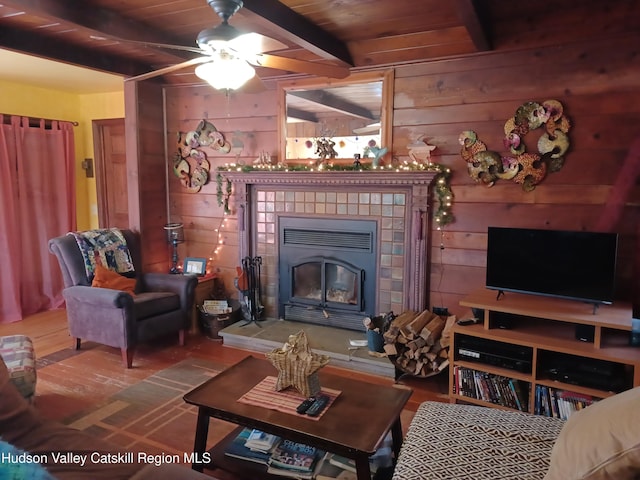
top-left (61, 357), bottom-right (238, 457)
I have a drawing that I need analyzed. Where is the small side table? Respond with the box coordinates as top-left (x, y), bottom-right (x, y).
top-left (191, 274), bottom-right (216, 333)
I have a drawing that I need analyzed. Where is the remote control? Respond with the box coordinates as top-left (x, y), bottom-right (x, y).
top-left (457, 318), bottom-right (480, 326)
top-left (296, 397), bottom-right (316, 414)
top-left (305, 394), bottom-right (330, 417)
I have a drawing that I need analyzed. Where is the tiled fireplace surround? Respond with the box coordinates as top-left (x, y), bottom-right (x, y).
top-left (225, 170), bottom-right (437, 327)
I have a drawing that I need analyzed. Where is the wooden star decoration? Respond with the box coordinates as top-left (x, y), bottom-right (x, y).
top-left (266, 330), bottom-right (330, 398)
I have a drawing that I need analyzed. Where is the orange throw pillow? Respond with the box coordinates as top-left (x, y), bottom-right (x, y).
top-left (91, 265), bottom-right (136, 296)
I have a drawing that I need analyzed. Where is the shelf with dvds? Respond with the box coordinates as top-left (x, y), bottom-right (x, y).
top-left (452, 365), bottom-right (530, 412)
top-left (533, 385), bottom-right (598, 420)
top-left (449, 288), bottom-right (639, 415)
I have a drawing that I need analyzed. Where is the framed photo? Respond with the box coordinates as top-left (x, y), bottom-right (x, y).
top-left (184, 257), bottom-right (207, 276)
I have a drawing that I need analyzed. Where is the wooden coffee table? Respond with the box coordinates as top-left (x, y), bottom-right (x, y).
top-left (183, 355), bottom-right (412, 480)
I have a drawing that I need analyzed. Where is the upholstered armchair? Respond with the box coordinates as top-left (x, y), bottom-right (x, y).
top-left (48, 229), bottom-right (197, 368)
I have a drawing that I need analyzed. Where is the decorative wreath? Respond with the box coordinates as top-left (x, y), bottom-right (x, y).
top-left (174, 119), bottom-right (231, 193)
top-left (459, 100), bottom-right (571, 191)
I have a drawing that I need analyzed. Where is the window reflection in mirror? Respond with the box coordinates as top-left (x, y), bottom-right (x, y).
top-left (278, 70), bottom-right (393, 163)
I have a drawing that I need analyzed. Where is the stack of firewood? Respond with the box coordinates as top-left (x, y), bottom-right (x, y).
top-left (382, 309), bottom-right (457, 377)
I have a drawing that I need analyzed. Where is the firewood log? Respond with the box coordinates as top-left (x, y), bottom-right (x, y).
top-left (407, 336), bottom-right (427, 351)
top-left (400, 309), bottom-right (433, 337)
top-left (389, 311), bottom-right (457, 378)
top-left (420, 315), bottom-right (446, 345)
top-left (383, 343), bottom-right (397, 356)
top-left (439, 315), bottom-right (458, 348)
top-left (383, 310), bottom-right (417, 343)
top-left (425, 351), bottom-right (438, 362)
top-left (437, 359), bottom-right (450, 372)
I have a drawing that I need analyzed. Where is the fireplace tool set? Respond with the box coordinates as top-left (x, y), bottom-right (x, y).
top-left (235, 256), bottom-right (264, 326)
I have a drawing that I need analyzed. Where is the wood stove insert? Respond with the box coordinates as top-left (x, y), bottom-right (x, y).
top-left (279, 217), bottom-right (377, 330)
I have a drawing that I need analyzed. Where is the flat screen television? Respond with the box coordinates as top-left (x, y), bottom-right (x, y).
top-left (486, 227), bottom-right (618, 306)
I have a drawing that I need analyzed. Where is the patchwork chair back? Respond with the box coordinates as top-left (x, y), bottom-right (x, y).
top-left (48, 229), bottom-right (197, 368)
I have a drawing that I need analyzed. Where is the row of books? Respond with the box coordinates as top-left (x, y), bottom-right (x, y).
top-left (534, 385), bottom-right (598, 419)
top-left (224, 427), bottom-right (392, 479)
top-left (453, 366), bottom-right (530, 412)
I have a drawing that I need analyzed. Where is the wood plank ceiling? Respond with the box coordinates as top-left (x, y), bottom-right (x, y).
top-left (0, 0), bottom-right (636, 86)
top-left (0, 0), bottom-right (488, 85)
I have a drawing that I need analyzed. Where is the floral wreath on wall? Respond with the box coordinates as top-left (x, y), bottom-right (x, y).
top-left (173, 119), bottom-right (231, 193)
top-left (460, 99), bottom-right (571, 192)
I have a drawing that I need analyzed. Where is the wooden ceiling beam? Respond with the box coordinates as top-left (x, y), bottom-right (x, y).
top-left (0, 0), bottom-right (192, 62)
top-left (286, 107), bottom-right (319, 123)
top-left (455, 0), bottom-right (492, 51)
top-left (0, 25), bottom-right (151, 77)
top-left (288, 90), bottom-right (377, 121)
top-left (242, 0), bottom-right (354, 66)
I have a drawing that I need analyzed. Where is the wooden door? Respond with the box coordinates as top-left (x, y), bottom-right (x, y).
top-left (93, 118), bottom-right (128, 228)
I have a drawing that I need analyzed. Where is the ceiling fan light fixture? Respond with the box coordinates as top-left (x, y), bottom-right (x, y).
top-left (229, 32), bottom-right (263, 55)
top-left (195, 54), bottom-right (255, 90)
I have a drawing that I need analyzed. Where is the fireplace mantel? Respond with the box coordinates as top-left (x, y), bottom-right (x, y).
top-left (222, 170), bottom-right (437, 187)
top-left (224, 169), bottom-right (438, 322)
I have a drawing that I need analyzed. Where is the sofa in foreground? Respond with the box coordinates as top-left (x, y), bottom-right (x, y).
top-left (392, 389), bottom-right (640, 480)
top-left (0, 357), bottom-right (214, 480)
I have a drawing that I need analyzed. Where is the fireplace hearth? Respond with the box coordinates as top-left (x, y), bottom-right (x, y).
top-left (279, 217), bottom-right (377, 330)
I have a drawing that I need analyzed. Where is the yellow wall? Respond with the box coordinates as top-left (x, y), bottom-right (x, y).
top-left (77, 92), bottom-right (125, 228)
top-left (0, 80), bottom-right (124, 229)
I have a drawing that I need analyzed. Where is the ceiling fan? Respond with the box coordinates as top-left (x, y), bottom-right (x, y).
top-left (124, 0), bottom-right (350, 90)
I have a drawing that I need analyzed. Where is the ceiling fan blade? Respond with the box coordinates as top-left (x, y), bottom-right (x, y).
top-left (228, 32), bottom-right (287, 54)
top-left (353, 122), bottom-right (381, 135)
top-left (125, 57), bottom-right (210, 82)
top-left (241, 74), bottom-right (267, 94)
top-left (252, 54), bottom-right (350, 79)
top-left (114, 37), bottom-right (204, 55)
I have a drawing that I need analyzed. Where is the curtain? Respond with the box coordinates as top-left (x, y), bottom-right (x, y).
top-left (0, 115), bottom-right (76, 323)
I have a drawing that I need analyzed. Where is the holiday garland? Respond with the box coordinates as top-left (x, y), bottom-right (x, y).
top-left (215, 161), bottom-right (454, 227)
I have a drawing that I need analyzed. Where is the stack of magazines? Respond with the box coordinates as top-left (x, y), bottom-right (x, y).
top-left (202, 299), bottom-right (232, 315)
top-left (266, 438), bottom-right (325, 479)
top-left (225, 428), bottom-right (390, 479)
top-left (224, 428), bottom-right (280, 465)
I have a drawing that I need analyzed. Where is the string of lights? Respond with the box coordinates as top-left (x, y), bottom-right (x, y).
top-left (215, 160), bottom-right (454, 228)
top-left (206, 211), bottom-right (230, 275)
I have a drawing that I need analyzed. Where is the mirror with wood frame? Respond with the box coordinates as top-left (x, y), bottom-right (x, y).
top-left (278, 70), bottom-right (394, 164)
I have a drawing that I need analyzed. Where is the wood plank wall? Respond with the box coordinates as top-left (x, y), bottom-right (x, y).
top-left (125, 81), bottom-right (173, 273)
top-left (164, 86), bottom-right (280, 291)
top-left (392, 32), bottom-right (640, 314)
top-left (160, 32), bottom-right (639, 316)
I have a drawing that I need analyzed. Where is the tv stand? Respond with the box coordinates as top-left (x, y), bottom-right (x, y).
top-left (495, 289), bottom-right (505, 301)
top-left (450, 288), bottom-right (637, 416)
